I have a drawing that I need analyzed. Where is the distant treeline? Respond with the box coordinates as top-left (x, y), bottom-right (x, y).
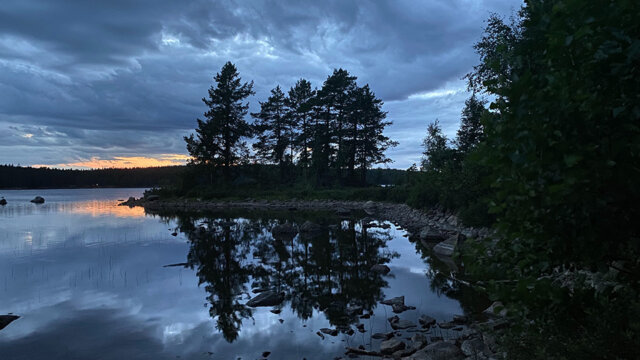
top-left (0, 164), bottom-right (405, 189)
top-left (0, 165), bottom-right (185, 189)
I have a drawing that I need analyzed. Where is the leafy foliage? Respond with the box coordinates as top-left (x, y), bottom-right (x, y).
top-left (463, 1), bottom-right (640, 358)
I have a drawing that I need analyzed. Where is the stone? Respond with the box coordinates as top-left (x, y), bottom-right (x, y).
top-left (0, 198), bottom-right (6, 206)
top-left (30, 196), bottom-right (45, 204)
top-left (356, 323), bottom-right (366, 333)
top-left (380, 338), bottom-right (405, 354)
top-left (419, 227), bottom-right (444, 241)
top-left (381, 296), bottom-right (405, 306)
top-left (433, 236), bottom-right (458, 257)
top-left (372, 332), bottom-right (393, 340)
top-left (371, 264), bottom-right (391, 274)
top-left (483, 301), bottom-right (507, 317)
top-left (438, 321), bottom-right (456, 329)
top-left (461, 338), bottom-right (485, 357)
top-left (418, 315), bottom-right (436, 328)
top-left (453, 315), bottom-right (468, 324)
top-left (410, 334), bottom-right (428, 349)
top-left (405, 341), bottom-right (464, 360)
top-left (392, 303), bottom-right (416, 314)
top-left (246, 291), bottom-right (284, 307)
top-left (389, 316), bottom-right (416, 330)
top-left (320, 328), bottom-right (338, 336)
top-left (316, 331), bottom-right (325, 340)
top-left (262, 351), bottom-right (271, 358)
top-left (0, 314), bottom-right (19, 331)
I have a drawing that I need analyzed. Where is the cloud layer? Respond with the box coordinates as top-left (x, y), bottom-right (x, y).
top-left (0, 0), bottom-right (522, 169)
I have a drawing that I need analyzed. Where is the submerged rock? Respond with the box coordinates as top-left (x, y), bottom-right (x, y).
top-left (418, 314), bottom-right (436, 328)
top-left (320, 328), bottom-right (338, 336)
top-left (388, 315), bottom-right (416, 330)
top-left (406, 341), bottom-right (464, 360)
top-left (30, 196), bottom-right (45, 204)
top-left (0, 315), bottom-right (19, 331)
top-left (246, 291), bottom-right (284, 307)
top-left (380, 338), bottom-right (405, 354)
top-left (381, 296), bottom-right (405, 306)
top-left (419, 227), bottom-right (444, 241)
top-left (370, 264), bottom-right (391, 274)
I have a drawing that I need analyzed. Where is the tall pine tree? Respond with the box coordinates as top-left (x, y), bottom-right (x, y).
top-left (251, 85), bottom-right (292, 180)
top-left (185, 62), bottom-right (254, 183)
top-left (286, 79), bottom-right (316, 169)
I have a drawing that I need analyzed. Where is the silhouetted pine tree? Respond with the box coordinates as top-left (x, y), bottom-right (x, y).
top-left (184, 62), bottom-right (254, 183)
top-left (252, 85), bottom-right (292, 181)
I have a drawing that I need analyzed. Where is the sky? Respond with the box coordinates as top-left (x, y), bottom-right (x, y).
top-left (0, 0), bottom-right (522, 170)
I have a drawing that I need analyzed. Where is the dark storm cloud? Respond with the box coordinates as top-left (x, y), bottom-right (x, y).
top-left (0, 0), bottom-right (522, 168)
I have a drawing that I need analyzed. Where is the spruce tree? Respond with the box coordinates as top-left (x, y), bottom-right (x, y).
top-left (184, 62), bottom-right (254, 183)
top-left (251, 85), bottom-right (292, 180)
top-left (455, 94), bottom-right (486, 154)
top-left (286, 79), bottom-right (316, 169)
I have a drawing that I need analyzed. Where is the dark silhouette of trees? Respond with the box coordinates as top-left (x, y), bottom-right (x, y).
top-left (252, 86), bottom-right (292, 181)
top-left (287, 79), bottom-right (316, 170)
top-left (184, 61), bottom-right (254, 182)
top-left (182, 64), bottom-right (396, 188)
top-left (455, 94), bottom-right (486, 155)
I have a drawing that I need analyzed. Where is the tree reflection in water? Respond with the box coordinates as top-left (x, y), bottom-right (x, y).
top-left (169, 212), bottom-right (398, 342)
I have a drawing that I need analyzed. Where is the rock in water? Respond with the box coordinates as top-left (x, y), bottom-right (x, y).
top-left (246, 291), bottom-right (284, 307)
top-left (0, 315), bottom-right (19, 331)
top-left (407, 341), bottom-right (464, 360)
top-left (30, 196), bottom-right (45, 204)
top-left (381, 296), bottom-right (405, 306)
top-left (380, 338), bottom-right (405, 354)
top-left (433, 236), bottom-right (458, 257)
top-left (261, 351), bottom-right (271, 358)
top-left (370, 264), bottom-right (391, 274)
top-left (418, 314), bottom-right (436, 328)
top-left (0, 198), bottom-right (6, 205)
top-left (319, 328), bottom-right (338, 336)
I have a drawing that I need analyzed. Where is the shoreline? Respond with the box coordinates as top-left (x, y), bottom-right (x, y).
top-left (125, 196), bottom-right (492, 249)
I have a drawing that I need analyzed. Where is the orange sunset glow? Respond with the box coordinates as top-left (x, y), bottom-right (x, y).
top-left (33, 154), bottom-right (190, 169)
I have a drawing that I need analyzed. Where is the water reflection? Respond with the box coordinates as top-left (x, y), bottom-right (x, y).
top-left (169, 213), bottom-right (399, 342)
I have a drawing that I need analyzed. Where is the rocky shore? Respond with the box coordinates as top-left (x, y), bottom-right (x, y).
top-left (121, 196), bottom-right (504, 359)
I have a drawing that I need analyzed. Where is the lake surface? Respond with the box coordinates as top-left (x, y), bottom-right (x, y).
top-left (0, 189), bottom-right (477, 360)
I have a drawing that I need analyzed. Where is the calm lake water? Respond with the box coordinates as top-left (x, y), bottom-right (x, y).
top-left (0, 189), bottom-right (477, 360)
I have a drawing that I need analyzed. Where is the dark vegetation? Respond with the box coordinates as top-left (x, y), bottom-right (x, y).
top-left (172, 0), bottom-right (640, 358)
top-left (0, 164), bottom-right (184, 189)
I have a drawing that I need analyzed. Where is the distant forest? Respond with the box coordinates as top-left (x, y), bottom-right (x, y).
top-left (0, 164), bottom-right (404, 189)
top-left (0, 165), bottom-right (184, 189)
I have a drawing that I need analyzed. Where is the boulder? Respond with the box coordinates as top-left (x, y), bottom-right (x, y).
top-left (418, 314), bottom-right (436, 328)
top-left (30, 196), bottom-right (45, 204)
top-left (405, 341), bottom-right (464, 360)
top-left (438, 321), bottom-right (456, 329)
top-left (419, 227), bottom-right (444, 241)
top-left (0, 315), bottom-right (19, 331)
top-left (433, 235), bottom-right (458, 257)
top-left (380, 338), bottom-right (405, 354)
top-left (381, 296), bottom-right (405, 306)
top-left (320, 328), bottom-right (338, 336)
top-left (372, 332), bottom-right (393, 340)
top-left (370, 264), bottom-right (391, 274)
top-left (460, 338), bottom-right (486, 357)
top-left (392, 303), bottom-right (416, 314)
top-left (483, 301), bottom-right (507, 317)
top-left (246, 291), bottom-right (284, 307)
top-left (0, 198), bottom-right (6, 206)
top-left (388, 315), bottom-right (416, 330)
